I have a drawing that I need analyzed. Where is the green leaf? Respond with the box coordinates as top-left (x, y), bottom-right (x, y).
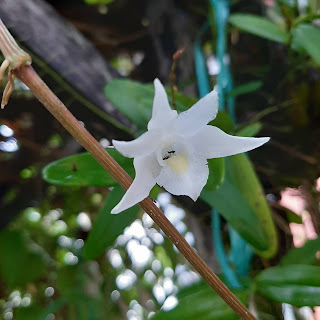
top-left (152, 281), bottom-right (248, 320)
top-left (56, 265), bottom-right (105, 319)
top-left (251, 292), bottom-right (283, 320)
top-left (84, 0), bottom-right (114, 5)
top-left (227, 81), bottom-right (263, 98)
top-left (42, 149), bottom-right (134, 187)
top-left (0, 231), bottom-right (46, 287)
top-left (15, 306), bottom-right (43, 320)
top-left (227, 154), bottom-right (278, 258)
top-left (285, 209), bottom-right (303, 224)
top-left (161, 237), bottom-right (178, 269)
top-left (201, 181), bottom-right (269, 251)
top-left (201, 153), bottom-right (277, 257)
top-left (255, 265), bottom-right (320, 306)
top-left (236, 122), bottom-right (262, 137)
top-left (57, 265), bottom-right (85, 301)
top-left (39, 299), bottom-right (66, 319)
top-left (291, 24), bottom-right (320, 66)
top-left (83, 185), bottom-right (139, 260)
top-left (154, 246), bottom-right (173, 269)
top-left (20, 299), bottom-right (67, 320)
top-left (173, 90), bottom-right (198, 111)
top-left (280, 236), bottom-right (320, 266)
top-left (209, 111), bottom-right (235, 134)
top-left (104, 79), bottom-right (156, 130)
top-left (150, 184), bottom-right (161, 201)
top-left (206, 158), bottom-right (225, 191)
top-left (229, 14), bottom-right (290, 44)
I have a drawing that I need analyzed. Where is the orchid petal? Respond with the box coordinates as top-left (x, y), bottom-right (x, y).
top-left (147, 79), bottom-right (177, 131)
top-left (111, 154), bottom-right (161, 214)
top-left (190, 125), bottom-right (270, 158)
top-left (156, 151), bottom-right (209, 201)
top-left (113, 130), bottom-right (161, 158)
top-left (174, 87), bottom-right (218, 136)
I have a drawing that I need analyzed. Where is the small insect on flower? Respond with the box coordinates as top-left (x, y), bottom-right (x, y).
top-left (111, 79), bottom-right (269, 214)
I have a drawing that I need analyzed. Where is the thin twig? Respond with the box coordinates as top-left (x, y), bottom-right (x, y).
top-left (169, 48), bottom-right (184, 110)
top-left (0, 20), bottom-right (256, 320)
top-left (270, 140), bottom-right (317, 165)
top-left (280, 2), bottom-right (294, 31)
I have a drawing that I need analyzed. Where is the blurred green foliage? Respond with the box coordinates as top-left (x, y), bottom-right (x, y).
top-left (0, 231), bottom-right (46, 287)
top-left (83, 186), bottom-right (139, 260)
top-left (84, 0), bottom-right (114, 5)
top-left (152, 281), bottom-right (249, 320)
top-left (256, 265), bottom-right (320, 306)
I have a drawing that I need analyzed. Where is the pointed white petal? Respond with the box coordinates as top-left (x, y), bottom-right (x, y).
top-left (111, 153), bottom-right (161, 214)
top-left (174, 87), bottom-right (218, 136)
top-left (156, 151), bottom-right (208, 201)
top-left (147, 79), bottom-right (177, 130)
top-left (190, 125), bottom-right (270, 158)
top-left (112, 130), bottom-right (161, 158)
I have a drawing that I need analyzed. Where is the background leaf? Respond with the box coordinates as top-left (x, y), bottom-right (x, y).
top-left (201, 180), bottom-right (269, 251)
top-left (105, 79), bottom-right (154, 130)
top-left (235, 123), bottom-right (262, 137)
top-left (255, 265), bottom-right (320, 306)
top-left (0, 231), bottom-right (46, 287)
top-left (227, 81), bottom-right (263, 98)
top-left (152, 281), bottom-right (248, 320)
top-left (229, 14), bottom-right (290, 44)
top-left (285, 209), bottom-right (303, 224)
top-left (280, 236), bottom-right (320, 266)
top-left (209, 112), bottom-right (235, 133)
top-left (206, 158), bottom-right (225, 191)
top-left (56, 265), bottom-right (104, 319)
top-left (42, 149), bottom-right (134, 187)
top-left (228, 154), bottom-right (278, 258)
top-left (15, 306), bottom-right (43, 320)
top-left (85, 0), bottom-right (114, 4)
top-left (291, 24), bottom-right (320, 66)
top-left (201, 152), bottom-right (277, 257)
top-left (83, 185), bottom-right (139, 260)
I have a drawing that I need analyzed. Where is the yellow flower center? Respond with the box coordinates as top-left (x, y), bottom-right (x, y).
top-left (166, 154), bottom-right (189, 175)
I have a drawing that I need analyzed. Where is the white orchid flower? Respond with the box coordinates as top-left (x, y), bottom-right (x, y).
top-left (111, 79), bottom-right (269, 214)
